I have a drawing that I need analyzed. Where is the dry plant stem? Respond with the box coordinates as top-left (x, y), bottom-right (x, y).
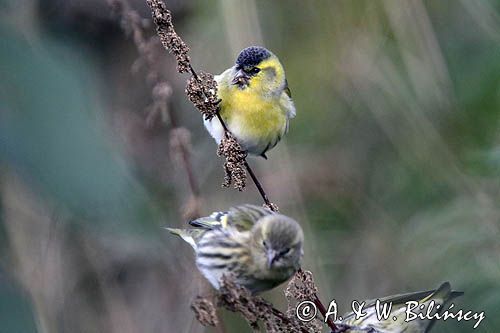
top-left (243, 160), bottom-right (272, 208)
top-left (297, 269), bottom-right (338, 332)
top-left (210, 104), bottom-right (273, 208)
top-left (218, 275), bottom-right (313, 332)
top-left (270, 307), bottom-right (309, 333)
top-left (146, 0), bottom-right (277, 211)
top-left (313, 295), bottom-right (337, 332)
top-left (108, 0), bottom-right (201, 218)
top-left (168, 110), bottom-right (200, 198)
top-left (177, 140), bottom-right (200, 196)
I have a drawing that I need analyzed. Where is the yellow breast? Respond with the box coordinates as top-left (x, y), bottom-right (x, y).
top-left (218, 86), bottom-right (286, 154)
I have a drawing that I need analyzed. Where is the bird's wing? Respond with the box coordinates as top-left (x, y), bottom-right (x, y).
top-left (280, 80), bottom-right (296, 119)
top-left (355, 282), bottom-right (453, 310)
top-left (284, 79), bottom-right (292, 98)
top-left (227, 204), bottom-right (275, 231)
top-left (189, 211), bottom-right (230, 229)
top-left (189, 204), bottom-right (274, 232)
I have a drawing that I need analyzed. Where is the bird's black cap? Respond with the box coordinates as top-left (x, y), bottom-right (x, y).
top-left (236, 46), bottom-right (272, 68)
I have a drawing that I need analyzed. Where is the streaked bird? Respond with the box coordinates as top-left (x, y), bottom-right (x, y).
top-left (167, 204), bottom-right (304, 294)
top-left (336, 282), bottom-right (463, 333)
top-left (204, 46), bottom-right (296, 158)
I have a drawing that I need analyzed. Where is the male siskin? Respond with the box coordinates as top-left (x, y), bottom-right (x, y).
top-left (204, 46), bottom-right (296, 158)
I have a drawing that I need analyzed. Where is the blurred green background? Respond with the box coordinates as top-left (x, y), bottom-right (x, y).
top-left (1, 0), bottom-right (499, 332)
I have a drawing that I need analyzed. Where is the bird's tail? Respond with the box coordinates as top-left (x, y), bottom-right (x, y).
top-left (164, 227), bottom-right (203, 250)
top-left (423, 281), bottom-right (463, 303)
top-left (421, 281), bottom-right (452, 303)
top-left (424, 282), bottom-right (464, 333)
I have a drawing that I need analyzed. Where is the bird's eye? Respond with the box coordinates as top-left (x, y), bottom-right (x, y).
top-left (262, 240), bottom-right (268, 248)
top-left (280, 248), bottom-right (291, 256)
top-left (243, 67), bottom-right (260, 75)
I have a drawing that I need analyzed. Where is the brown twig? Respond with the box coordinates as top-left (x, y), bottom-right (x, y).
top-left (303, 271), bottom-right (338, 332)
top-left (210, 109), bottom-right (273, 209)
top-left (313, 295), bottom-right (337, 332)
top-left (288, 269), bottom-right (339, 332)
top-left (244, 160), bottom-right (273, 209)
top-left (217, 275), bottom-right (313, 333)
top-left (270, 307), bottom-right (309, 333)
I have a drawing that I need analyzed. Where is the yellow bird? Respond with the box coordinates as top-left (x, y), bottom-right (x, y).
top-left (204, 46), bottom-right (296, 158)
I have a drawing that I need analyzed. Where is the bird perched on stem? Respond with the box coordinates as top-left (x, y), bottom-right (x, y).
top-left (204, 46), bottom-right (296, 159)
top-left (336, 281), bottom-right (463, 333)
top-left (167, 204), bottom-right (304, 294)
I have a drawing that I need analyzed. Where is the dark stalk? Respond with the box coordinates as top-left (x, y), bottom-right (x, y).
top-left (297, 268), bottom-right (338, 332)
top-left (244, 160), bottom-right (272, 208)
top-left (313, 295), bottom-right (337, 332)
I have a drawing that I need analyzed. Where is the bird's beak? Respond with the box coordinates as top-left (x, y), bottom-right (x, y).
top-left (267, 250), bottom-right (277, 269)
top-left (231, 69), bottom-right (250, 86)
